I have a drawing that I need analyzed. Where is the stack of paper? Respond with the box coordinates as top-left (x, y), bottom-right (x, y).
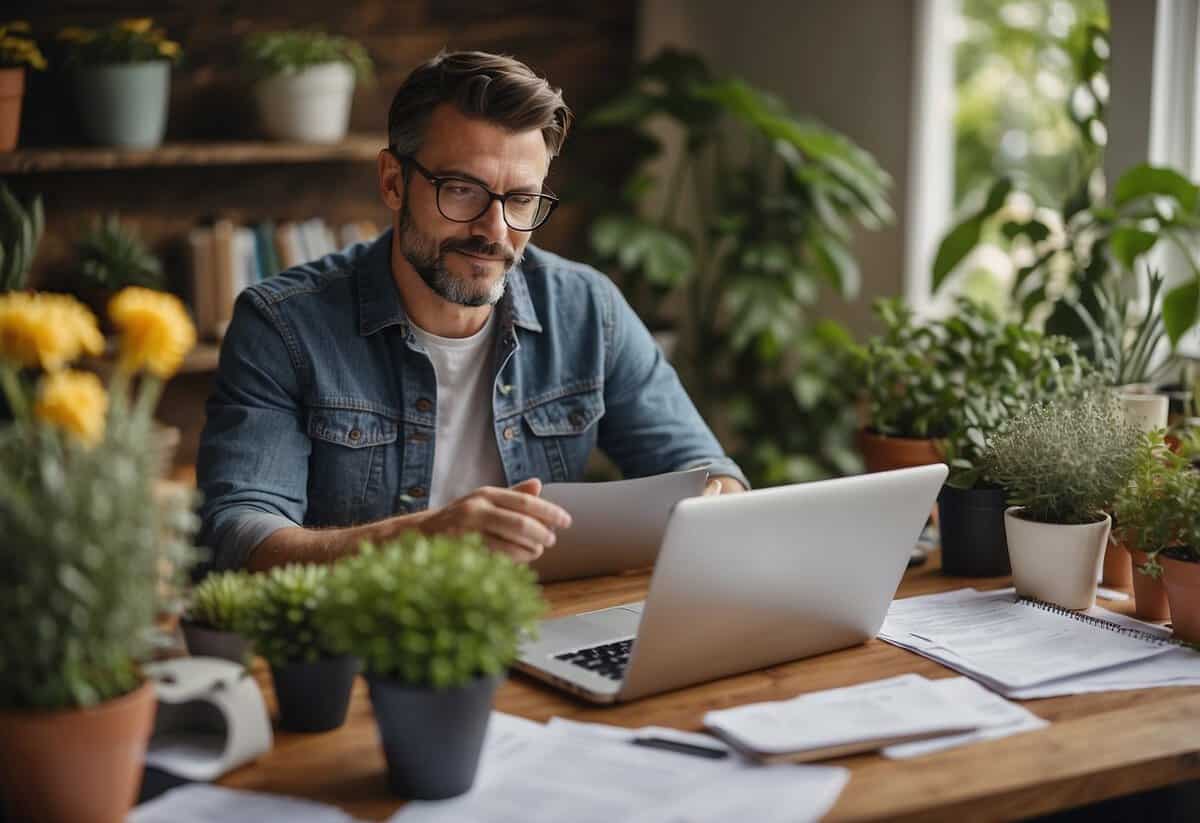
top-left (131, 785), bottom-right (362, 822)
top-left (880, 588), bottom-right (1200, 699)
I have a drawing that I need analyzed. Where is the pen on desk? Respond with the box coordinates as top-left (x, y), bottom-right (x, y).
top-left (631, 736), bottom-right (729, 759)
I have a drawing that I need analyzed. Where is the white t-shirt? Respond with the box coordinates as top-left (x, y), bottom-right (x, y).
top-left (408, 313), bottom-right (508, 509)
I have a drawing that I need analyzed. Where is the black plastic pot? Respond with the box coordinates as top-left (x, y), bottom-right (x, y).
top-left (270, 655), bottom-right (359, 733)
top-left (367, 672), bottom-right (500, 800)
top-left (181, 619), bottom-right (251, 663)
top-left (938, 484), bottom-right (1011, 577)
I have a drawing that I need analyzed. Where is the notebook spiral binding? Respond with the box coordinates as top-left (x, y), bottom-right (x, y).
top-left (1017, 597), bottom-right (1184, 647)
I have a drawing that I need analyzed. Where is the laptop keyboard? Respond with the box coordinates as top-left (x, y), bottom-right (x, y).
top-left (554, 638), bottom-right (634, 681)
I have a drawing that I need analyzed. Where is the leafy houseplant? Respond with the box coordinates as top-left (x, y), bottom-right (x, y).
top-left (0, 287), bottom-right (199, 823)
top-left (181, 570), bottom-right (256, 663)
top-left (318, 532), bottom-right (545, 799)
top-left (0, 180), bottom-right (43, 291)
top-left (241, 564), bottom-right (357, 733)
top-left (57, 19), bottom-right (182, 148)
top-left (985, 389), bottom-right (1140, 609)
top-left (77, 214), bottom-right (166, 292)
top-left (242, 30), bottom-right (372, 144)
top-left (586, 49), bottom-right (892, 484)
top-left (0, 21), bottom-right (46, 151)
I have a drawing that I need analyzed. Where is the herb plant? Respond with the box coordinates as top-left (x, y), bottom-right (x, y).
top-left (985, 389), bottom-right (1141, 524)
top-left (1113, 432), bottom-right (1200, 577)
top-left (240, 564), bottom-right (333, 667)
top-left (57, 19), bottom-right (181, 66)
top-left (77, 214), bottom-right (166, 292)
top-left (318, 533), bottom-right (545, 689)
top-left (242, 31), bottom-right (372, 83)
top-left (186, 570), bottom-right (256, 633)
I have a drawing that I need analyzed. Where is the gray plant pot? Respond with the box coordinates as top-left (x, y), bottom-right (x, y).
top-left (74, 61), bottom-right (170, 148)
top-left (270, 655), bottom-right (359, 733)
top-left (938, 484), bottom-right (1011, 577)
top-left (366, 673), bottom-right (500, 800)
top-left (180, 619), bottom-right (251, 663)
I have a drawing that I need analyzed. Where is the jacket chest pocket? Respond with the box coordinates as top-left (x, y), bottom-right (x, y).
top-left (522, 388), bottom-right (604, 482)
top-left (306, 408), bottom-right (398, 524)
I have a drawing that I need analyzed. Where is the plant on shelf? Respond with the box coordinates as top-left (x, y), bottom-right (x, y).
top-left (180, 570), bottom-right (256, 663)
top-left (241, 563), bottom-right (358, 733)
top-left (77, 214), bottom-right (167, 292)
top-left (242, 30), bottom-right (373, 144)
top-left (0, 21), bottom-right (47, 152)
top-left (0, 180), bottom-right (42, 291)
top-left (56, 19), bottom-right (182, 149)
top-left (984, 388), bottom-right (1140, 610)
top-left (0, 287), bottom-right (198, 823)
top-left (585, 48), bottom-right (892, 484)
top-left (318, 531), bottom-right (545, 799)
top-left (1113, 432), bottom-right (1200, 637)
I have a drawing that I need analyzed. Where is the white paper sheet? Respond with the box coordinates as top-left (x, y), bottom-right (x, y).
top-left (130, 785), bottom-right (361, 823)
top-left (881, 677), bottom-right (1047, 758)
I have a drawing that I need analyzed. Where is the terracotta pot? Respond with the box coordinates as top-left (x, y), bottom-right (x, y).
top-left (1161, 554), bottom-right (1200, 643)
top-left (1101, 538), bottom-right (1134, 588)
top-left (0, 67), bottom-right (24, 152)
top-left (856, 428), bottom-right (944, 473)
top-left (0, 680), bottom-right (156, 823)
top-left (1130, 549), bottom-right (1171, 621)
top-left (1004, 508), bottom-right (1110, 610)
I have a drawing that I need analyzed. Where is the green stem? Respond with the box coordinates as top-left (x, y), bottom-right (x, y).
top-left (133, 375), bottom-right (163, 434)
top-left (0, 365), bottom-right (28, 422)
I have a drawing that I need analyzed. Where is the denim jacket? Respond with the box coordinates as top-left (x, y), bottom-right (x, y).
top-left (197, 229), bottom-right (748, 569)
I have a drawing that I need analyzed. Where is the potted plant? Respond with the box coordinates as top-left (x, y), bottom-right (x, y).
top-left (57, 19), bottom-right (182, 149)
top-left (75, 213), bottom-right (167, 328)
top-left (0, 180), bottom-right (42, 292)
top-left (181, 570), bottom-right (256, 663)
top-left (0, 287), bottom-right (198, 823)
top-left (318, 532), bottom-right (545, 799)
top-left (1112, 432), bottom-right (1190, 622)
top-left (242, 30), bottom-right (372, 144)
top-left (240, 563), bottom-right (358, 733)
top-left (0, 21), bottom-right (46, 151)
top-left (985, 389), bottom-right (1141, 610)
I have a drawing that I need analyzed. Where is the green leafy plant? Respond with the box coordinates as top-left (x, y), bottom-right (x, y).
top-left (0, 181), bottom-right (44, 292)
top-left (77, 214), bottom-right (166, 292)
top-left (0, 20), bottom-right (46, 70)
top-left (240, 564), bottom-right (333, 667)
top-left (585, 48), bottom-right (892, 483)
top-left (242, 30), bottom-right (372, 83)
top-left (1070, 267), bottom-right (1172, 386)
top-left (186, 570), bottom-right (256, 633)
top-left (1113, 431), bottom-right (1200, 578)
top-left (984, 389), bottom-right (1140, 525)
top-left (318, 532), bottom-right (545, 689)
top-left (56, 18), bottom-right (181, 65)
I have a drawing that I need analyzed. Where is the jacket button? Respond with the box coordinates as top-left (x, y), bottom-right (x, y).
top-left (348, 428), bottom-right (361, 442)
top-left (408, 485), bottom-right (427, 498)
top-left (415, 398), bottom-right (433, 413)
top-left (502, 426), bottom-right (516, 441)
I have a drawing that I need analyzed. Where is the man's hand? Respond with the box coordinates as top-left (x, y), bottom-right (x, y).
top-left (415, 478), bottom-right (572, 563)
top-left (703, 475), bottom-right (747, 496)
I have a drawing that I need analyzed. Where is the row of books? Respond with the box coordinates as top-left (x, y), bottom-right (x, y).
top-left (188, 217), bottom-right (380, 341)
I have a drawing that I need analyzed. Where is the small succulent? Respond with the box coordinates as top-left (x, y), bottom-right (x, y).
top-left (985, 388), bottom-right (1141, 525)
top-left (77, 214), bottom-right (166, 291)
top-left (187, 571), bottom-right (256, 633)
top-left (318, 532), bottom-right (546, 689)
top-left (241, 564), bottom-right (332, 667)
top-left (0, 182), bottom-right (44, 292)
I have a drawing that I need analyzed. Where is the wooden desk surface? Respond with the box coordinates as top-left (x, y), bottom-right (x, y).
top-left (221, 552), bottom-right (1200, 821)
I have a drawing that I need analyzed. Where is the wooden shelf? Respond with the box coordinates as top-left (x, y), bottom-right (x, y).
top-left (86, 341), bottom-right (221, 376)
top-left (0, 135), bottom-right (385, 174)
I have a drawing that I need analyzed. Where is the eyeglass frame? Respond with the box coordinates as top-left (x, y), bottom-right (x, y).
top-left (389, 149), bottom-right (560, 232)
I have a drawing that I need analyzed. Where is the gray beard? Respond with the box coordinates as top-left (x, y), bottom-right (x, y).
top-left (398, 203), bottom-right (519, 308)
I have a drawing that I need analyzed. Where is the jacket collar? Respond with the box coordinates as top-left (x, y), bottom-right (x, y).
top-left (356, 228), bottom-right (542, 336)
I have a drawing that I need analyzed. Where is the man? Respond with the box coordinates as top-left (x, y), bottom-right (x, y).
top-left (197, 50), bottom-right (747, 572)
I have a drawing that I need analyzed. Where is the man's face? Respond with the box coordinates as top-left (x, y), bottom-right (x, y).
top-left (394, 104), bottom-right (551, 308)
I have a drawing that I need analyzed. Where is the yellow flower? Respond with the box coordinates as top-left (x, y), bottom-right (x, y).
top-left (34, 369), bottom-right (108, 446)
top-left (118, 18), bottom-right (153, 34)
top-left (56, 26), bottom-right (95, 43)
top-left (108, 287), bottom-right (196, 379)
top-left (157, 40), bottom-right (180, 58)
top-left (0, 292), bottom-right (104, 371)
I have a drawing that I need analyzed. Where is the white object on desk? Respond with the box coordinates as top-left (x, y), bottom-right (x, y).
top-left (142, 657), bottom-right (273, 781)
top-left (130, 784), bottom-right (361, 822)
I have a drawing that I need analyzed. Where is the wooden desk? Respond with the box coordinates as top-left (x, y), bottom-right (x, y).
top-left (221, 553), bottom-right (1200, 821)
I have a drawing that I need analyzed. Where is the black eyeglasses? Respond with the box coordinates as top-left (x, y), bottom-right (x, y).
top-left (392, 151), bottom-right (559, 232)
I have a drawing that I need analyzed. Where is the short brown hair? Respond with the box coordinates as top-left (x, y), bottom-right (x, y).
top-left (387, 50), bottom-right (573, 159)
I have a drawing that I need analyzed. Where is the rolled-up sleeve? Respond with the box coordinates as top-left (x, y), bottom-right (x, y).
top-left (596, 278), bottom-right (750, 490)
top-left (196, 290), bottom-right (312, 570)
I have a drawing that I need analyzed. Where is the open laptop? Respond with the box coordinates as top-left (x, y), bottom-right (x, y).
top-left (515, 463), bottom-right (948, 703)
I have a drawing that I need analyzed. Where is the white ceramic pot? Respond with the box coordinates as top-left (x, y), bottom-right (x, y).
top-left (254, 62), bottom-right (355, 143)
top-left (1004, 507), bottom-right (1111, 610)
top-left (1119, 392), bottom-right (1168, 433)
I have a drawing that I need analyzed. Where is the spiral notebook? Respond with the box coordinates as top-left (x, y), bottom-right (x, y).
top-left (879, 588), bottom-right (1180, 692)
